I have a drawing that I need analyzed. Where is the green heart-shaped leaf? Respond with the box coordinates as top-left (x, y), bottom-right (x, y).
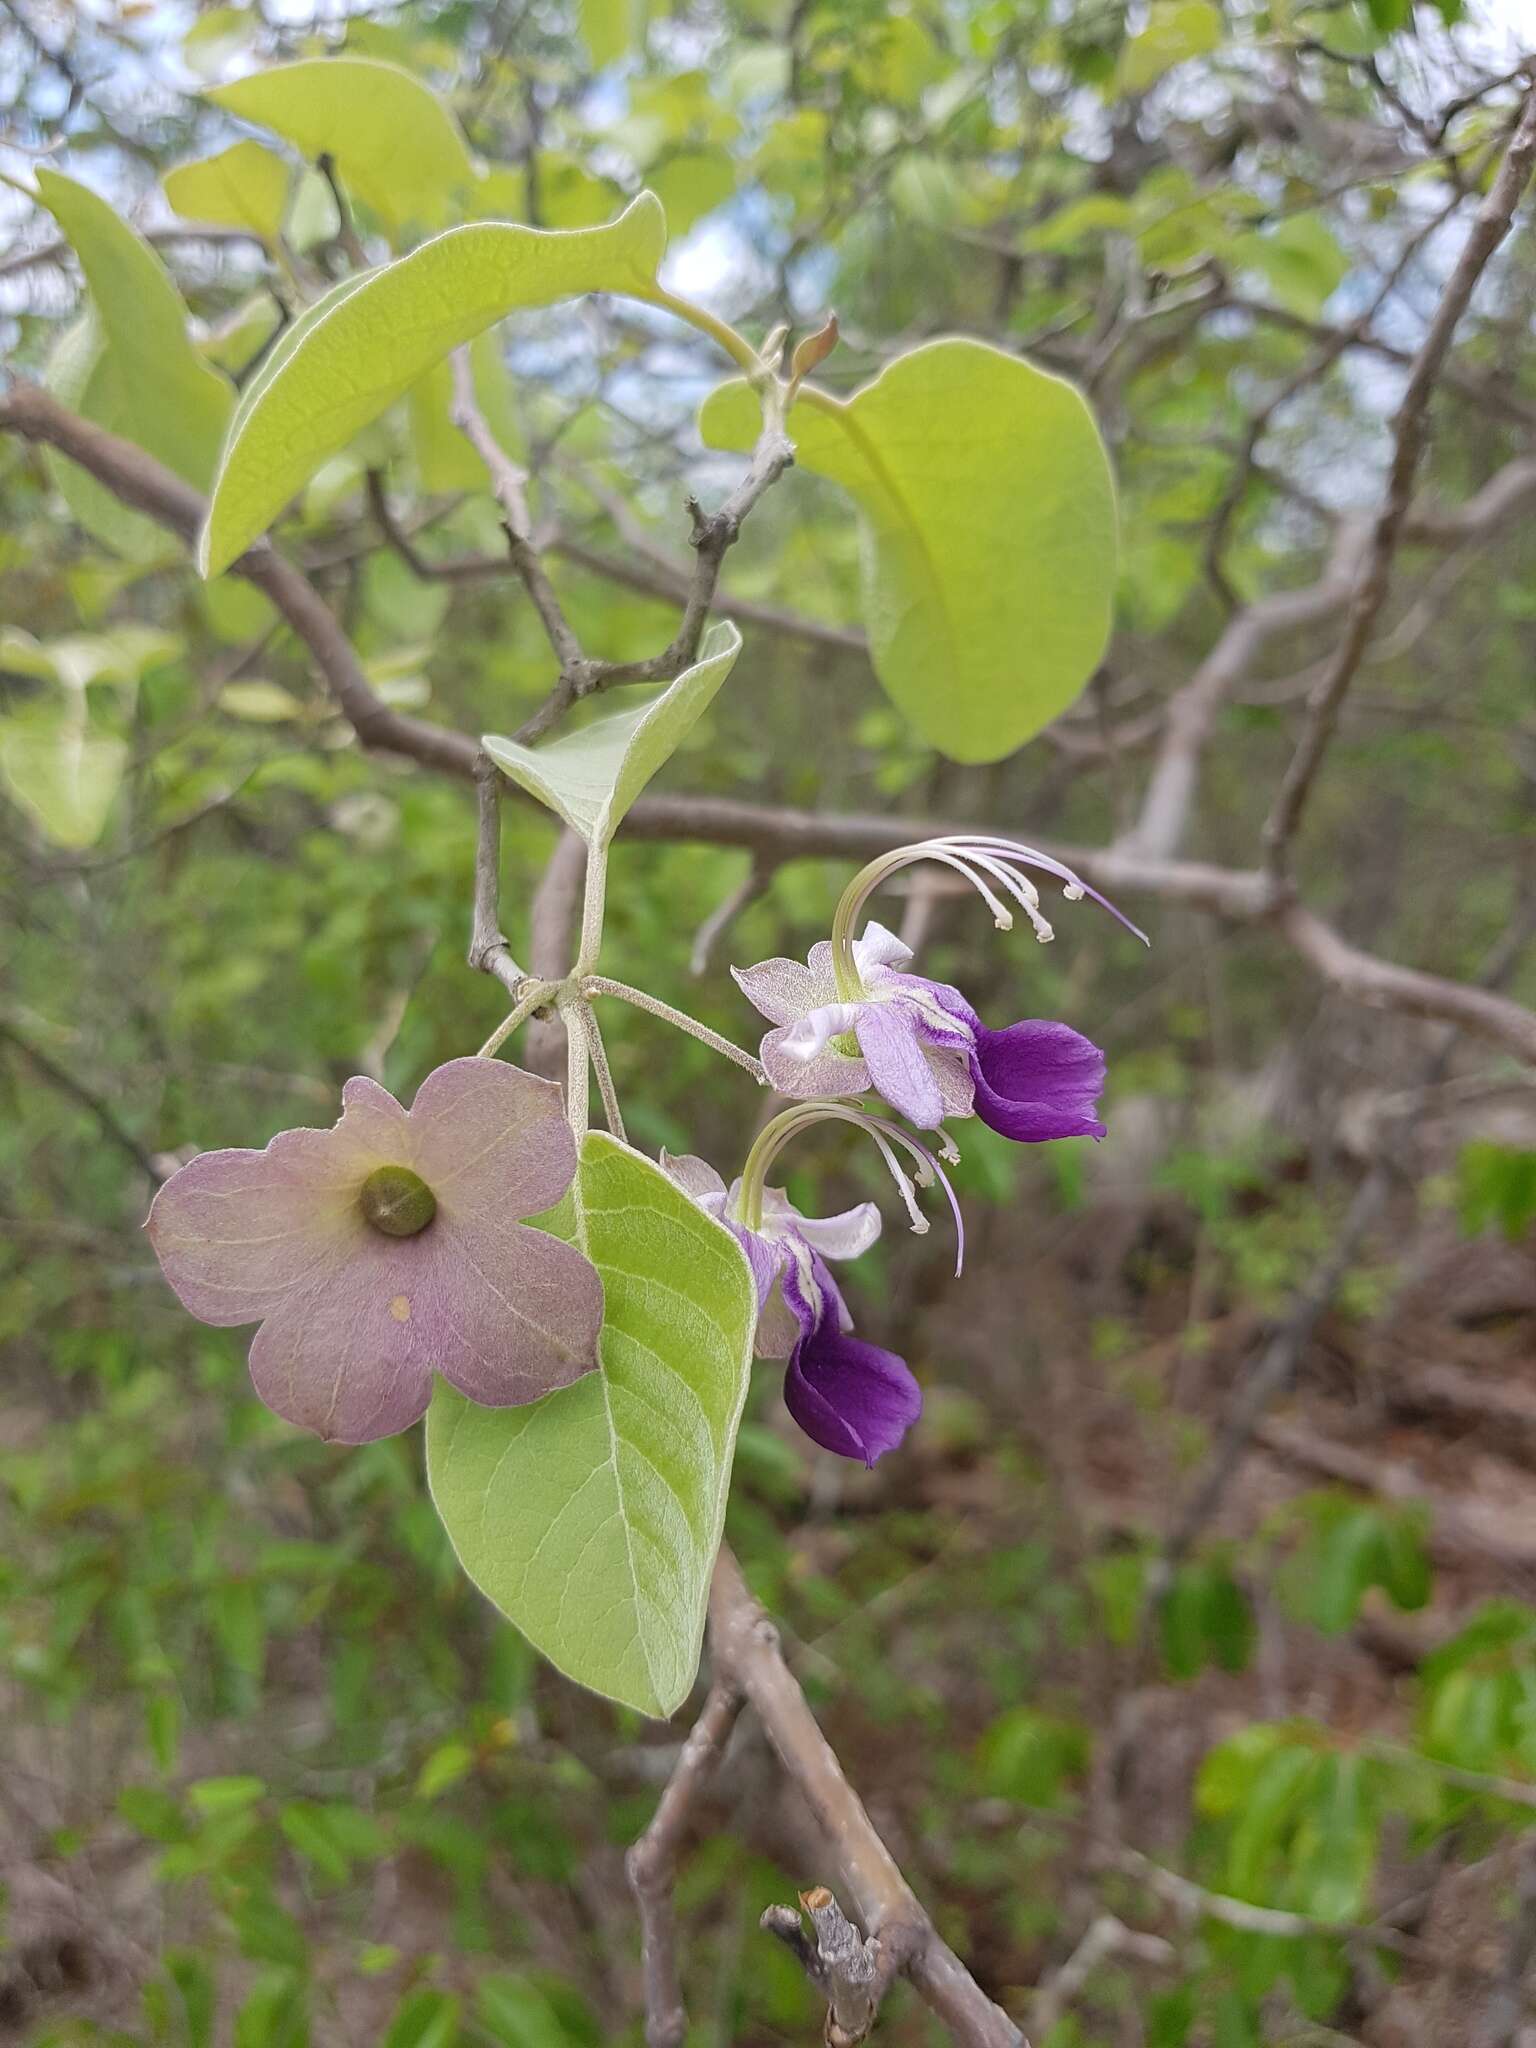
top-left (199, 194), bottom-right (666, 577)
top-left (481, 620), bottom-right (741, 851)
top-left (0, 720), bottom-right (128, 849)
top-left (426, 1132), bottom-right (756, 1719)
top-left (700, 337), bottom-right (1116, 764)
top-left (205, 58), bottom-right (477, 236)
top-left (163, 141), bottom-right (292, 243)
top-left (35, 170), bottom-right (234, 559)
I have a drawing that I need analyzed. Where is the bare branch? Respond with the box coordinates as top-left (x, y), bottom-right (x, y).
top-left (707, 1546), bottom-right (1023, 2048)
top-left (0, 1017), bottom-right (164, 1184)
top-left (448, 346), bottom-right (592, 680)
top-left (468, 755), bottom-right (524, 994)
top-left (521, 829), bottom-right (587, 1084)
top-left (764, 1887), bottom-right (891, 2047)
top-left (626, 1679), bottom-right (744, 2048)
top-left (1262, 86), bottom-right (1536, 878)
top-left (3, 386), bottom-right (1534, 1066)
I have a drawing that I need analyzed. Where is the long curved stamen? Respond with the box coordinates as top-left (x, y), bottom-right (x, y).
top-left (932, 836), bottom-right (1151, 946)
top-left (731, 1100), bottom-right (964, 1275)
top-left (828, 836), bottom-right (1147, 995)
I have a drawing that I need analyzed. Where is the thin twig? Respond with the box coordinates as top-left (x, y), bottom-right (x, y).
top-left (0, 1018), bottom-right (163, 1183)
top-left (1262, 86), bottom-right (1536, 879)
top-left (626, 1680), bottom-right (745, 2048)
top-left (707, 1546), bottom-right (1023, 2048)
top-left (3, 388), bottom-right (1535, 1065)
top-left (582, 1004), bottom-right (627, 1143)
top-left (467, 754), bottom-right (524, 993)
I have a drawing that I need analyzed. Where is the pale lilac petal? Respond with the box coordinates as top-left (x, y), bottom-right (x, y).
top-left (407, 1057), bottom-right (574, 1219)
top-left (777, 1002), bottom-right (864, 1062)
top-left (732, 951), bottom-right (836, 1026)
top-left (761, 1027), bottom-right (870, 1101)
top-left (852, 920), bottom-right (912, 973)
top-left (970, 1020), bottom-right (1106, 1143)
top-left (661, 1151), bottom-right (728, 1208)
top-left (148, 1057), bottom-right (600, 1444)
top-left (782, 1199), bottom-right (883, 1262)
top-left (428, 1213), bottom-right (603, 1403)
top-left (247, 1231), bottom-right (435, 1443)
top-left (784, 1322), bottom-right (923, 1466)
top-left (146, 1143), bottom-right (361, 1327)
top-left (855, 1003), bottom-right (944, 1128)
top-left (333, 1075), bottom-right (411, 1165)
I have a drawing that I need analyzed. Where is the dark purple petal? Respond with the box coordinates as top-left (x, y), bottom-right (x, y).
top-left (970, 1019), bottom-right (1106, 1143)
top-left (784, 1321), bottom-right (923, 1466)
top-left (854, 1001), bottom-right (944, 1128)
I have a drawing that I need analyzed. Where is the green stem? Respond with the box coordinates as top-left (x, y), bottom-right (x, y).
top-left (638, 284), bottom-right (764, 377)
top-left (477, 978), bottom-right (559, 1059)
top-left (582, 977), bottom-right (767, 1082)
top-left (730, 1104), bottom-right (826, 1232)
top-left (559, 990), bottom-right (590, 1144)
top-left (574, 840), bottom-right (609, 978)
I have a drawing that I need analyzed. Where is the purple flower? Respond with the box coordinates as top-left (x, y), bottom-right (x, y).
top-left (733, 922), bottom-right (976, 1129)
top-left (661, 1149), bottom-right (920, 1465)
top-left (147, 1058), bottom-right (604, 1443)
top-left (733, 836), bottom-right (1145, 1140)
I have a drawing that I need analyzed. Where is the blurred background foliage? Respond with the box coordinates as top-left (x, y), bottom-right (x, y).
top-left (2, 0), bottom-right (1536, 2043)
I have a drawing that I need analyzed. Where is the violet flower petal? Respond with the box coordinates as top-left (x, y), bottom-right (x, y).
top-left (854, 1002), bottom-right (945, 1128)
top-left (784, 1322), bottom-right (923, 1466)
top-left (970, 1019), bottom-right (1107, 1142)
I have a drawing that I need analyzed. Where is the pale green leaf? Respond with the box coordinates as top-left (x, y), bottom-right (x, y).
top-left (647, 150), bottom-right (734, 236)
top-left (581, 0), bottom-right (649, 69)
top-left (701, 339), bottom-right (1115, 762)
top-left (200, 195), bottom-right (666, 577)
top-left (0, 625), bottom-right (177, 692)
top-left (36, 171), bottom-right (234, 494)
top-left (37, 174), bottom-right (233, 559)
top-left (482, 620), bottom-right (741, 850)
top-left (0, 720), bottom-right (127, 847)
top-left (1115, 0), bottom-right (1223, 94)
top-left (472, 154), bottom-right (625, 230)
top-left (426, 1132), bottom-right (756, 1718)
top-left (163, 141), bottom-right (291, 242)
top-left (1233, 213), bottom-right (1349, 319)
top-left (407, 330), bottom-right (521, 494)
top-left (206, 57), bottom-right (476, 235)
top-left (44, 313), bottom-right (173, 561)
top-left (218, 681), bottom-right (305, 722)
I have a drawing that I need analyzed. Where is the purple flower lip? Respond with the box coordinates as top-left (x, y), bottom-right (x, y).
top-left (146, 1057), bottom-right (604, 1444)
top-left (662, 1108), bottom-right (953, 1468)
